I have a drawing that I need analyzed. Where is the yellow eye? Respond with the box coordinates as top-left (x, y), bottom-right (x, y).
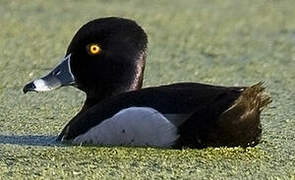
top-left (87, 44), bottom-right (101, 55)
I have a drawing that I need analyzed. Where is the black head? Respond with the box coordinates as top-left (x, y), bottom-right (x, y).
top-left (23, 17), bottom-right (148, 102)
top-left (68, 17), bottom-right (147, 98)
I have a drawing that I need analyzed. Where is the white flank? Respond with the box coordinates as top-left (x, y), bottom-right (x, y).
top-left (73, 107), bottom-right (179, 148)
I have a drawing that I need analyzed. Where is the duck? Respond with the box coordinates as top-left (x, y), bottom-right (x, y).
top-left (23, 17), bottom-right (271, 149)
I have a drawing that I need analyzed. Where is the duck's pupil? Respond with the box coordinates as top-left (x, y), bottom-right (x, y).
top-left (90, 45), bottom-right (100, 54)
top-left (87, 44), bottom-right (100, 55)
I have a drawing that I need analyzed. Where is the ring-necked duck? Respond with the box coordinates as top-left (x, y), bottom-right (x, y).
top-left (23, 17), bottom-right (271, 148)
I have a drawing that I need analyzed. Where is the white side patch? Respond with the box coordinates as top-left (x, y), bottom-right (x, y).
top-left (33, 79), bottom-right (55, 91)
top-left (73, 107), bottom-right (179, 148)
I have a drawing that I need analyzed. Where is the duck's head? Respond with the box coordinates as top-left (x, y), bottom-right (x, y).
top-left (23, 17), bottom-right (147, 103)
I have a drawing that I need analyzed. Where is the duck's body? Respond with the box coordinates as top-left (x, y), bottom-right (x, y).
top-left (23, 17), bottom-right (271, 148)
top-left (58, 82), bottom-right (270, 148)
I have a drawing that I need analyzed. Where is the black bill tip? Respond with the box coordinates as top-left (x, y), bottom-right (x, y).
top-left (23, 82), bottom-right (36, 94)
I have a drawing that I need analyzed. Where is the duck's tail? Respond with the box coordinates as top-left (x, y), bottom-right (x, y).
top-left (227, 82), bottom-right (272, 113)
top-left (215, 82), bottom-right (272, 147)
